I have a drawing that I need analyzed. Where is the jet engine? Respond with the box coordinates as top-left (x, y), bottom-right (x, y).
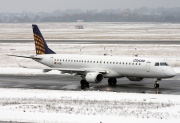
top-left (127, 77), bottom-right (143, 81)
top-left (85, 72), bottom-right (104, 83)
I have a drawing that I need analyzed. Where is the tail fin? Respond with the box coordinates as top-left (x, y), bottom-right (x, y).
top-left (32, 24), bottom-right (56, 54)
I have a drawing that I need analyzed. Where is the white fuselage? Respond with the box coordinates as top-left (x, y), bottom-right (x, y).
top-left (35, 54), bottom-right (175, 79)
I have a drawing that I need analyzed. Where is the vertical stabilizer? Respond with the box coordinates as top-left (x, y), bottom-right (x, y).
top-left (32, 24), bottom-right (56, 54)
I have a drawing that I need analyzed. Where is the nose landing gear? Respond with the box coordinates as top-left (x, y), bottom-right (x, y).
top-left (154, 78), bottom-right (161, 88)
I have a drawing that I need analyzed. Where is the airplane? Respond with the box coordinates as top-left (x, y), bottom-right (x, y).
top-left (8, 24), bottom-right (176, 89)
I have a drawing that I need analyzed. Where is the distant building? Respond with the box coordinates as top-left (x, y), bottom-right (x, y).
top-left (77, 20), bottom-right (84, 22)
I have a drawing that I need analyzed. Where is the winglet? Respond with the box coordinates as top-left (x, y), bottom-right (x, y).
top-left (32, 24), bottom-right (56, 54)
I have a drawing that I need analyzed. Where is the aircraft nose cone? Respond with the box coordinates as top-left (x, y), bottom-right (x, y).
top-left (166, 68), bottom-right (176, 78)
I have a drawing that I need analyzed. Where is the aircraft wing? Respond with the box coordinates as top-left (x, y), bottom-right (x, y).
top-left (16, 63), bottom-right (106, 74)
top-left (44, 68), bottom-right (86, 73)
top-left (44, 68), bottom-right (107, 74)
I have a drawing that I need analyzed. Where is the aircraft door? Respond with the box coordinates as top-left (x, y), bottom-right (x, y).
top-left (50, 57), bottom-right (54, 67)
top-left (146, 62), bottom-right (151, 72)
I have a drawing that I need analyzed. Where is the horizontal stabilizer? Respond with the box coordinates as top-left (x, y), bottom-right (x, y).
top-left (7, 54), bottom-right (42, 60)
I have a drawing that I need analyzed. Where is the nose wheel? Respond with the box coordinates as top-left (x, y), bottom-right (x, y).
top-left (154, 78), bottom-right (161, 88)
top-left (154, 82), bottom-right (159, 88)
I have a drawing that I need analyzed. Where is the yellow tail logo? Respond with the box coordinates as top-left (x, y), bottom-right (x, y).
top-left (34, 33), bottom-right (45, 54)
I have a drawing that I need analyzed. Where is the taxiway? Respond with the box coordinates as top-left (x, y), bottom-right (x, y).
top-left (0, 74), bottom-right (179, 95)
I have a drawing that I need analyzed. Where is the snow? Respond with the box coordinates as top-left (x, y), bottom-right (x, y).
top-left (1, 23), bottom-right (180, 68)
top-left (1, 22), bottom-right (180, 40)
top-left (0, 67), bottom-right (61, 75)
top-left (0, 88), bottom-right (180, 123)
top-left (1, 23), bottom-right (180, 122)
top-left (173, 67), bottom-right (180, 74)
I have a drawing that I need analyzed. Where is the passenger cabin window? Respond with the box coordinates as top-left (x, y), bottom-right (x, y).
top-left (155, 62), bottom-right (159, 66)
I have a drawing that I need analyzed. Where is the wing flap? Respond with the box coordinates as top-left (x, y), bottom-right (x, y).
top-left (44, 68), bottom-right (86, 73)
top-left (13, 63), bottom-right (106, 74)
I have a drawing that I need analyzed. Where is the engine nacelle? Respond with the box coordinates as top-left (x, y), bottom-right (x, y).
top-left (127, 77), bottom-right (143, 81)
top-left (85, 72), bottom-right (104, 83)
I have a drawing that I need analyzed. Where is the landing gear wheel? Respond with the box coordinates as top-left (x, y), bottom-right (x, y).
top-left (108, 78), bottom-right (117, 86)
top-left (154, 83), bottom-right (159, 88)
top-left (108, 81), bottom-right (112, 85)
top-left (154, 78), bottom-right (161, 88)
top-left (86, 82), bottom-right (89, 88)
top-left (80, 80), bottom-right (89, 89)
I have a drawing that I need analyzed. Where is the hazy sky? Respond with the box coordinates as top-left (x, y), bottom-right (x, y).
top-left (1, 0), bottom-right (180, 12)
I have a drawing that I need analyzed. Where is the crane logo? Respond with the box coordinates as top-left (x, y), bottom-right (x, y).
top-left (34, 33), bottom-right (45, 54)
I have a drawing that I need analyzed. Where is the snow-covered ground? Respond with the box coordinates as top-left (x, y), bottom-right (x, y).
top-left (1, 22), bottom-right (180, 67)
top-left (1, 22), bottom-right (180, 40)
top-left (0, 88), bottom-right (180, 123)
top-left (1, 23), bottom-right (180, 122)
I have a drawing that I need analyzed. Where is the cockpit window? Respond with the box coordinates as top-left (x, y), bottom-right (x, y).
top-left (155, 62), bottom-right (159, 66)
top-left (160, 62), bottom-right (168, 66)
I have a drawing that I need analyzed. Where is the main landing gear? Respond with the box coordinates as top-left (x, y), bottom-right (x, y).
top-left (108, 78), bottom-right (117, 86)
top-left (80, 80), bottom-right (89, 89)
top-left (154, 78), bottom-right (161, 88)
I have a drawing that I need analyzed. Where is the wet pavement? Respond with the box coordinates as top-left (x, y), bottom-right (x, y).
top-left (0, 74), bottom-right (179, 95)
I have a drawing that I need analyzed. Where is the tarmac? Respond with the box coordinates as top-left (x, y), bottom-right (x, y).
top-left (0, 74), bottom-right (179, 95)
